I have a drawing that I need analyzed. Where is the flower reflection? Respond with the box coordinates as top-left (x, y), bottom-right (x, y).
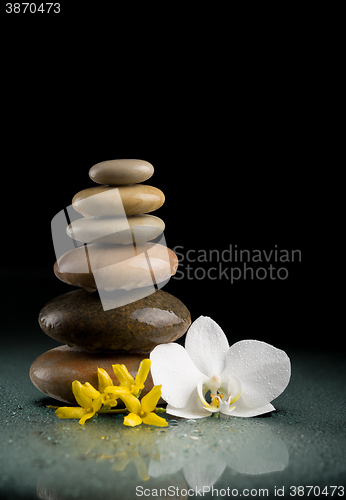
top-left (149, 418), bottom-right (289, 490)
top-left (83, 425), bottom-right (161, 481)
top-left (37, 417), bottom-right (288, 499)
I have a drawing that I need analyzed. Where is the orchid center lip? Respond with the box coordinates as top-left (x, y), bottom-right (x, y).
top-left (197, 374), bottom-right (242, 415)
top-left (208, 375), bottom-right (222, 392)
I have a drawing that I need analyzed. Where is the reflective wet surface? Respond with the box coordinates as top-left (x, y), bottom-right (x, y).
top-left (1, 340), bottom-right (346, 499)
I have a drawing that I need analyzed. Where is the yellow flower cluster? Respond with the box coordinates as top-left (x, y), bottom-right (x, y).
top-left (54, 359), bottom-right (167, 428)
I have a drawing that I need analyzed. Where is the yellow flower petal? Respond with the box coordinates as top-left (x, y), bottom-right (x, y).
top-left (134, 359), bottom-right (151, 391)
top-left (142, 411), bottom-right (168, 427)
top-left (55, 407), bottom-right (86, 420)
top-left (79, 410), bottom-right (96, 425)
top-left (97, 368), bottom-right (114, 393)
top-left (112, 364), bottom-right (134, 387)
top-left (104, 386), bottom-right (131, 396)
top-left (124, 413), bottom-right (142, 427)
top-left (109, 399), bottom-right (118, 407)
top-left (102, 395), bottom-right (118, 407)
top-left (72, 381), bottom-right (92, 408)
top-left (92, 395), bottom-right (104, 413)
top-left (141, 385), bottom-right (162, 414)
top-left (112, 457), bottom-right (132, 471)
top-left (120, 393), bottom-right (141, 414)
top-left (82, 382), bottom-right (101, 400)
top-left (132, 456), bottom-right (150, 481)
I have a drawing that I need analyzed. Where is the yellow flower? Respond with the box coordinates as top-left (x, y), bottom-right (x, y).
top-left (112, 359), bottom-right (151, 397)
top-left (120, 385), bottom-right (168, 427)
top-left (97, 367), bottom-right (114, 393)
top-left (55, 381), bottom-right (103, 425)
top-left (98, 367), bottom-right (138, 408)
top-left (97, 368), bottom-right (121, 408)
top-left (53, 359), bottom-right (164, 428)
top-left (112, 449), bottom-right (150, 481)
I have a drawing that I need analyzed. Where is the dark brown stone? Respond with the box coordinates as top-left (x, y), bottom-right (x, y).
top-left (30, 345), bottom-right (155, 404)
top-left (38, 289), bottom-right (191, 352)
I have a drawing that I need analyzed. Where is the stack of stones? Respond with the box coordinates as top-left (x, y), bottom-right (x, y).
top-left (30, 159), bottom-right (191, 404)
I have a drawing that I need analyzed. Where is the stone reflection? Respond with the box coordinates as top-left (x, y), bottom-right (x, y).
top-left (36, 416), bottom-right (288, 499)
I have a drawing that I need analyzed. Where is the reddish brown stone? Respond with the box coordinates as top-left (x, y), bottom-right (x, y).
top-left (30, 345), bottom-right (155, 404)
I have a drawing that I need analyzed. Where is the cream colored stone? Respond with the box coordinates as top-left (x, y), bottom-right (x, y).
top-left (54, 242), bottom-right (178, 292)
top-left (89, 159), bottom-right (154, 185)
top-left (66, 214), bottom-right (165, 245)
top-left (72, 184), bottom-right (165, 217)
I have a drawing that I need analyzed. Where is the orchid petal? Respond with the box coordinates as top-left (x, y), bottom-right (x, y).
top-left (150, 343), bottom-right (204, 408)
top-left (185, 316), bottom-right (229, 377)
top-left (218, 404), bottom-right (237, 416)
top-left (227, 374), bottom-right (242, 405)
top-left (142, 412), bottom-right (168, 427)
top-left (166, 388), bottom-right (211, 419)
top-left (183, 455), bottom-right (227, 491)
top-left (141, 385), bottom-right (162, 414)
top-left (149, 457), bottom-right (182, 478)
top-left (230, 397), bottom-right (275, 417)
top-left (224, 423), bottom-right (289, 473)
top-left (223, 340), bottom-right (290, 409)
top-left (196, 376), bottom-right (217, 411)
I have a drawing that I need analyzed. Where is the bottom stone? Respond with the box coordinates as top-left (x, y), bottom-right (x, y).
top-left (30, 345), bottom-right (154, 404)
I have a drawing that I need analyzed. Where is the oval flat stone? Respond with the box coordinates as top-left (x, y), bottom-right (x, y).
top-left (89, 159), bottom-right (154, 186)
top-left (66, 214), bottom-right (165, 245)
top-left (72, 184), bottom-right (164, 217)
top-left (30, 346), bottom-right (156, 404)
top-left (53, 242), bottom-right (178, 292)
top-left (39, 289), bottom-right (191, 351)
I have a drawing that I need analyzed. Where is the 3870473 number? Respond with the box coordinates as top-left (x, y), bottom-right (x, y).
top-left (290, 485), bottom-right (344, 496)
top-left (5, 3), bottom-right (60, 13)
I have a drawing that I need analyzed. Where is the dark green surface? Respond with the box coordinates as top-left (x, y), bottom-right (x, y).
top-left (1, 340), bottom-right (345, 500)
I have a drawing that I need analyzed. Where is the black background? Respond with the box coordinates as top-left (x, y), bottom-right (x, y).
top-left (1, 18), bottom-right (311, 355)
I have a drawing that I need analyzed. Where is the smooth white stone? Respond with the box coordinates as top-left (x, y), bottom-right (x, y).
top-left (72, 185), bottom-right (165, 217)
top-left (66, 214), bottom-right (165, 245)
top-left (89, 159), bottom-right (154, 185)
top-left (54, 242), bottom-right (178, 292)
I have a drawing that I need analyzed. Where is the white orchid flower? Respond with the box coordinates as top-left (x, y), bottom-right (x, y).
top-left (150, 316), bottom-right (291, 419)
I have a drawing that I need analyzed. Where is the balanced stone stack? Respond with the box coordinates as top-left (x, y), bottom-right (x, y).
top-left (30, 159), bottom-right (191, 404)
